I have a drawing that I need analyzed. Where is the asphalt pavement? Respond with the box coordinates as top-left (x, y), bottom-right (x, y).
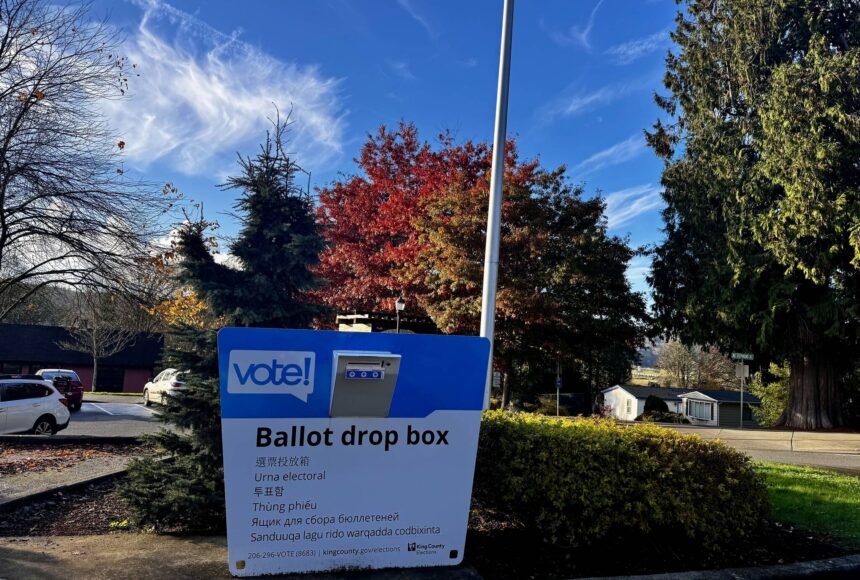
top-left (60, 401), bottom-right (163, 438)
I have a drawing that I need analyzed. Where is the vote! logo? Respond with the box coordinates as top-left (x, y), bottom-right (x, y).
top-left (227, 350), bottom-right (315, 401)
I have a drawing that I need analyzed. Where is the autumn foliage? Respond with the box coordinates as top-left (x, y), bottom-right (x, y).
top-left (316, 123), bottom-right (648, 395)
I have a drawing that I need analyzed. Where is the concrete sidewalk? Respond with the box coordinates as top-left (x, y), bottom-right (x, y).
top-left (84, 394), bottom-right (144, 405)
top-left (0, 535), bottom-right (480, 580)
top-left (665, 425), bottom-right (860, 453)
top-left (0, 456), bottom-right (132, 510)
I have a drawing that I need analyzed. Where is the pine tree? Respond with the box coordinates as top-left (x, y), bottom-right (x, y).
top-left (122, 119), bottom-right (325, 530)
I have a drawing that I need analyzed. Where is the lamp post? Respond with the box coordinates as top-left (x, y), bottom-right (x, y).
top-left (395, 297), bottom-right (406, 334)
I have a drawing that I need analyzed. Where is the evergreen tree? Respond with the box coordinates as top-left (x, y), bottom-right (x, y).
top-left (649, 0), bottom-right (860, 428)
top-left (122, 119), bottom-right (325, 530)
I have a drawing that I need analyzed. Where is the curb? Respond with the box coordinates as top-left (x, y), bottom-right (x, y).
top-left (0, 435), bottom-right (143, 444)
top-left (0, 455), bottom-right (171, 513)
top-left (0, 466), bottom-right (128, 513)
top-left (590, 553), bottom-right (860, 579)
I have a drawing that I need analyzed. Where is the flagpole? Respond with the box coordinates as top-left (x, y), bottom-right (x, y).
top-left (480, 0), bottom-right (514, 409)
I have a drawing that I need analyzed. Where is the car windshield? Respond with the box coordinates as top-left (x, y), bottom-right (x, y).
top-left (41, 370), bottom-right (81, 382)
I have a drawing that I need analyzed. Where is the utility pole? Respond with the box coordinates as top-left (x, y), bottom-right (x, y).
top-left (480, 0), bottom-right (515, 410)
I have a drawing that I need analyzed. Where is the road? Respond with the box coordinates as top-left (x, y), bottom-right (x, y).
top-left (61, 401), bottom-right (163, 438)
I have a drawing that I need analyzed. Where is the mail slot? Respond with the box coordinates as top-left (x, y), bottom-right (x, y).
top-left (330, 351), bottom-right (401, 418)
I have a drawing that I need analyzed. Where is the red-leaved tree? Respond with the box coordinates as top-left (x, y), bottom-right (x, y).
top-left (315, 123), bottom-right (649, 404)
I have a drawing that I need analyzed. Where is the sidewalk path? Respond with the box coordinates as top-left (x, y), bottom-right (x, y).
top-left (0, 535), bottom-right (480, 580)
top-left (84, 394), bottom-right (144, 405)
top-left (0, 456), bottom-right (131, 509)
top-left (658, 424), bottom-right (860, 473)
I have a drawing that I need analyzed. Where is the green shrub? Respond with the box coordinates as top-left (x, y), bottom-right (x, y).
top-left (749, 362), bottom-right (790, 427)
top-left (475, 411), bottom-right (768, 553)
top-left (644, 394), bottom-right (669, 413)
top-left (636, 410), bottom-right (690, 424)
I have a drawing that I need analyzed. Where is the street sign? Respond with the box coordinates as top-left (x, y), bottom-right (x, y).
top-left (492, 370), bottom-right (501, 389)
top-left (734, 362), bottom-right (750, 379)
top-left (555, 377), bottom-right (562, 390)
top-left (731, 352), bottom-right (754, 361)
top-left (218, 328), bottom-right (490, 576)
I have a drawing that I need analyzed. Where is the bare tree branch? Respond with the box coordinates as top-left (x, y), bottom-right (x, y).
top-left (0, 0), bottom-right (175, 321)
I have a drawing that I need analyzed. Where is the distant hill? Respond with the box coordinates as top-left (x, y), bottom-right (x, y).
top-left (637, 339), bottom-right (662, 368)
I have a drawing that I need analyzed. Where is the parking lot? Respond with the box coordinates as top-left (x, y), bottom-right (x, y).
top-left (61, 399), bottom-right (162, 439)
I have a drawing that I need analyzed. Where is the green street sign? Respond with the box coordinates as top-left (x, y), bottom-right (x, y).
top-left (732, 352), bottom-right (754, 361)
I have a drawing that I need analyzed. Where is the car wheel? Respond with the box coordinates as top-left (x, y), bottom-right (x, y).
top-left (143, 389), bottom-right (151, 406)
top-left (32, 415), bottom-right (56, 436)
top-left (70, 401), bottom-right (82, 412)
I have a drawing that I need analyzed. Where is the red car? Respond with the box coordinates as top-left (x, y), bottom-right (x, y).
top-left (35, 369), bottom-right (84, 411)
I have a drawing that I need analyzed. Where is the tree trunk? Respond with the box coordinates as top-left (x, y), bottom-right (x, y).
top-left (779, 351), bottom-right (842, 429)
top-left (500, 372), bottom-right (511, 410)
top-left (92, 357), bottom-right (98, 392)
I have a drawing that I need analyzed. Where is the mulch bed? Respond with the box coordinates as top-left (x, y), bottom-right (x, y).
top-left (0, 476), bottom-right (138, 536)
top-left (0, 478), bottom-right (852, 578)
top-left (465, 501), bottom-right (851, 579)
top-left (0, 441), bottom-right (150, 476)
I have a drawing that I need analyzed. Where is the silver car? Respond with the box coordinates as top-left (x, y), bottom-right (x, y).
top-left (142, 368), bottom-right (186, 406)
top-left (0, 376), bottom-right (71, 435)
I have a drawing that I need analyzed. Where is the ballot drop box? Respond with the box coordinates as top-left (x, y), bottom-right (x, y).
top-left (218, 328), bottom-right (490, 576)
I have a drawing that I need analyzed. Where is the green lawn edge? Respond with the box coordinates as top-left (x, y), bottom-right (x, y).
top-left (755, 462), bottom-right (860, 548)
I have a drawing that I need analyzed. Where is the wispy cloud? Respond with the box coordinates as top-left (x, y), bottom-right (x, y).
top-left (540, 85), bottom-right (616, 121)
top-left (538, 79), bottom-right (649, 123)
top-left (459, 57), bottom-right (478, 69)
top-left (103, 0), bottom-right (346, 176)
top-left (625, 255), bottom-right (652, 294)
top-left (396, 0), bottom-right (436, 38)
top-left (602, 184), bottom-right (664, 230)
top-left (386, 59), bottom-right (416, 80)
top-left (574, 134), bottom-right (648, 177)
top-left (605, 30), bottom-right (670, 65)
top-left (551, 0), bottom-right (605, 50)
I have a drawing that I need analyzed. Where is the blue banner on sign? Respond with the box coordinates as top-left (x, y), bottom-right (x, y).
top-left (217, 328), bottom-right (490, 419)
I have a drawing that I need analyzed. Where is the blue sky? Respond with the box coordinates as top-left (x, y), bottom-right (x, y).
top-left (92, 0), bottom-right (678, 294)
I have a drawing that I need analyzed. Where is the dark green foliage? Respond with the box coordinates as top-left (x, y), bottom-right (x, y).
top-left (636, 410), bottom-right (689, 424)
top-left (475, 412), bottom-right (767, 554)
top-left (648, 0), bottom-right (860, 428)
top-left (750, 362), bottom-right (791, 428)
top-left (644, 394), bottom-right (669, 413)
top-left (121, 120), bottom-right (325, 531)
top-left (121, 327), bottom-right (225, 530)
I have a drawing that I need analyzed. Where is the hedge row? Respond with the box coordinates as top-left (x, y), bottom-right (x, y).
top-left (474, 412), bottom-right (768, 552)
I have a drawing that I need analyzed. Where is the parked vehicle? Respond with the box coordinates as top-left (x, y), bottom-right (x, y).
top-left (35, 369), bottom-right (85, 411)
top-left (143, 368), bottom-right (186, 406)
top-left (0, 375), bottom-right (71, 435)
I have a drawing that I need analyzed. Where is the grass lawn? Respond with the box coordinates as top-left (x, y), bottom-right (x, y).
top-left (756, 462), bottom-right (860, 548)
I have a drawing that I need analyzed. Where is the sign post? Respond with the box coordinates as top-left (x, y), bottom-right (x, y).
top-left (218, 328), bottom-right (490, 576)
top-left (731, 353), bottom-right (753, 429)
top-left (554, 359), bottom-right (562, 417)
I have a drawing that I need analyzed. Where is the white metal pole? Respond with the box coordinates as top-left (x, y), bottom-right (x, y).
top-left (740, 365), bottom-right (745, 430)
top-left (480, 0), bottom-right (515, 410)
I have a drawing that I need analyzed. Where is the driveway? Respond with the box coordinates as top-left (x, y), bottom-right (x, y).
top-left (61, 402), bottom-right (162, 439)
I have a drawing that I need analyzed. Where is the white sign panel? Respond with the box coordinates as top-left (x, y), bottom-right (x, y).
top-left (218, 328), bottom-right (490, 576)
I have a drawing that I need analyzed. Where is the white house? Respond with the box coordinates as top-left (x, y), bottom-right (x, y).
top-left (677, 390), bottom-right (761, 428)
top-left (600, 385), bottom-right (687, 421)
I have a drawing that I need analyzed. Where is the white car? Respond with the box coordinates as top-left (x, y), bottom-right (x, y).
top-left (0, 376), bottom-right (71, 435)
top-left (143, 368), bottom-right (186, 406)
